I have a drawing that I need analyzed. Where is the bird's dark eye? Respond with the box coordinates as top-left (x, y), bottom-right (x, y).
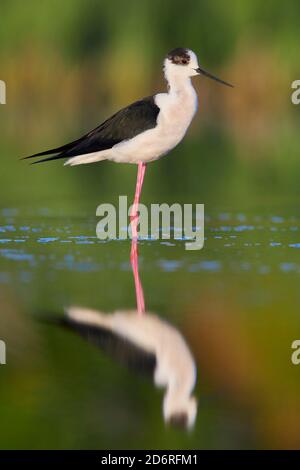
top-left (167, 48), bottom-right (191, 66)
top-left (172, 55), bottom-right (189, 65)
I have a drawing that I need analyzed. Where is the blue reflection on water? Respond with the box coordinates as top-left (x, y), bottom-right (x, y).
top-left (0, 210), bottom-right (300, 283)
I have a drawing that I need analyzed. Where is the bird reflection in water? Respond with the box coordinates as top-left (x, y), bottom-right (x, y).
top-left (56, 240), bottom-right (197, 429)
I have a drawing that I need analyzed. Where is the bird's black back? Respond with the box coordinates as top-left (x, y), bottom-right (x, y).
top-left (24, 96), bottom-right (160, 164)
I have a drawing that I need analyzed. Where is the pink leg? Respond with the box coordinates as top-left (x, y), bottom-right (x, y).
top-left (130, 162), bottom-right (147, 242)
top-left (130, 162), bottom-right (146, 314)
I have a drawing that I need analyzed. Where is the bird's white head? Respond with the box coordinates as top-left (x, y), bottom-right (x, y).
top-left (164, 48), bottom-right (199, 79)
top-left (164, 47), bottom-right (234, 88)
top-left (163, 391), bottom-right (197, 430)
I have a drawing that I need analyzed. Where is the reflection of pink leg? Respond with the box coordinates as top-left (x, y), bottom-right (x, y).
top-left (131, 239), bottom-right (145, 314)
top-left (130, 163), bottom-right (146, 314)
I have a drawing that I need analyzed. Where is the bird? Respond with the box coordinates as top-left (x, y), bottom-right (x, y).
top-left (54, 305), bottom-right (197, 429)
top-left (23, 47), bottom-right (233, 255)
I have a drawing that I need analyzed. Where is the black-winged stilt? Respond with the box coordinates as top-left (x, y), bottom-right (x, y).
top-left (24, 47), bottom-right (232, 280)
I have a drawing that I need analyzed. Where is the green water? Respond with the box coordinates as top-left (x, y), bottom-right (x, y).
top-left (1, 203), bottom-right (300, 449)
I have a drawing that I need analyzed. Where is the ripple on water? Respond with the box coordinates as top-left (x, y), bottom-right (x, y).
top-left (0, 249), bottom-right (36, 265)
top-left (188, 260), bottom-right (222, 272)
top-left (1, 211), bottom-right (300, 281)
top-left (37, 237), bottom-right (60, 243)
top-left (279, 262), bottom-right (298, 273)
top-left (157, 260), bottom-right (183, 272)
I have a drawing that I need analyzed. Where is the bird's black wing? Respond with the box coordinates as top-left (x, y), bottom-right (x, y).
top-left (23, 96), bottom-right (160, 164)
top-left (47, 315), bottom-right (157, 378)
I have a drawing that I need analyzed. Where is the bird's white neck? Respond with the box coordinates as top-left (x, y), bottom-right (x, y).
top-left (164, 66), bottom-right (195, 97)
top-left (163, 384), bottom-right (196, 428)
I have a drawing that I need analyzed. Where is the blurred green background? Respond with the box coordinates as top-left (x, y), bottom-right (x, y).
top-left (1, 0), bottom-right (300, 450)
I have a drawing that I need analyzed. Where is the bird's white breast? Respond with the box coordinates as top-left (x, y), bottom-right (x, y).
top-left (110, 84), bottom-right (198, 163)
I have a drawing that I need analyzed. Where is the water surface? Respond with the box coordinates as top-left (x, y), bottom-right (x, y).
top-left (1, 208), bottom-right (300, 449)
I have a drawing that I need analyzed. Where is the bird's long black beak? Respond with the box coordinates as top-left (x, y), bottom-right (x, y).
top-left (195, 66), bottom-right (234, 88)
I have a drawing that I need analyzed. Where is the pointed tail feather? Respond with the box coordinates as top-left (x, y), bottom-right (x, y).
top-left (30, 150), bottom-right (108, 165)
top-left (31, 153), bottom-right (68, 164)
top-left (23, 147), bottom-right (66, 161)
top-left (22, 135), bottom-right (86, 161)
